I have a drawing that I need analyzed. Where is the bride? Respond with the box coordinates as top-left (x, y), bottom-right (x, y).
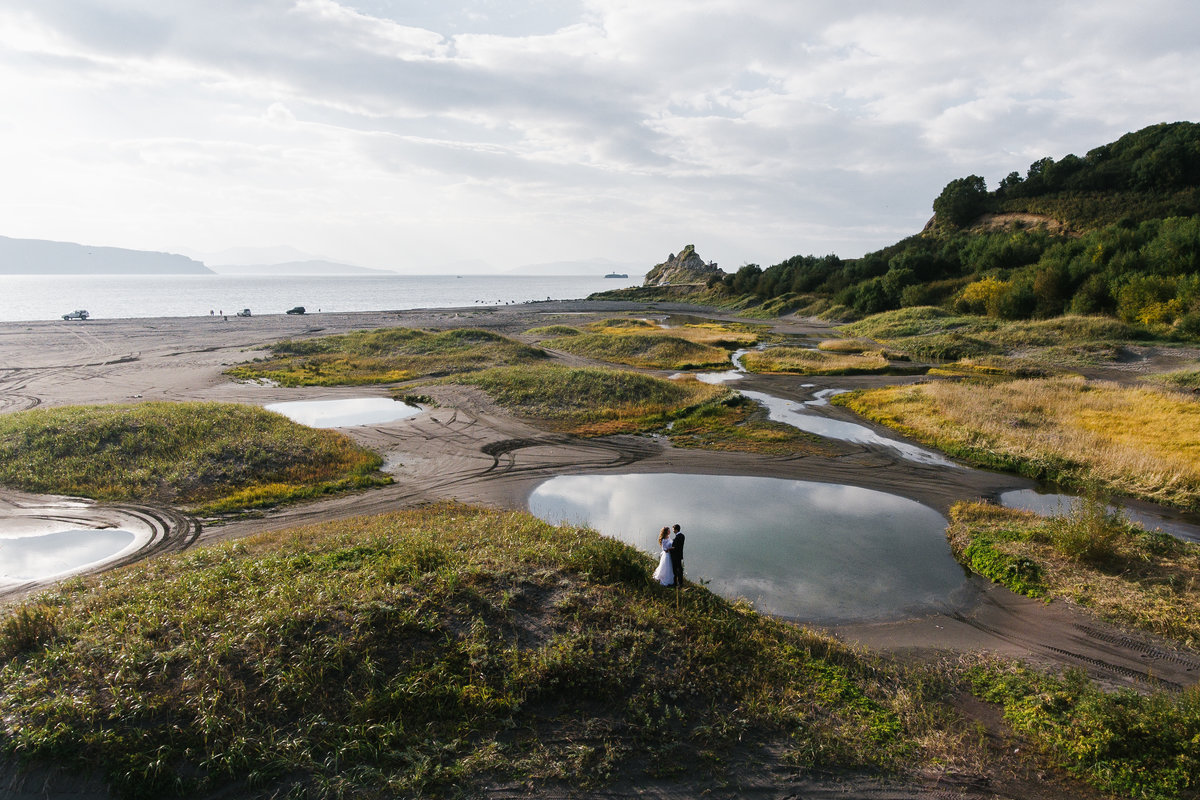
top-left (652, 526), bottom-right (675, 586)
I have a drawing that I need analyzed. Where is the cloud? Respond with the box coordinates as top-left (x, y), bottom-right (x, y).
top-left (0, 1), bottom-right (1198, 269)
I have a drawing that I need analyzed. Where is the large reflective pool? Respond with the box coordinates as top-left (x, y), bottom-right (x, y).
top-left (529, 473), bottom-right (968, 623)
top-left (0, 529), bottom-right (137, 581)
top-left (265, 397), bottom-right (422, 428)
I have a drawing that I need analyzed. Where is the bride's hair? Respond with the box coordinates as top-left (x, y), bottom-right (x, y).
top-left (658, 526), bottom-right (671, 543)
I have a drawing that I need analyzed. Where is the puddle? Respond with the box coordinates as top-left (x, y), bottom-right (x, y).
top-left (529, 473), bottom-right (968, 623)
top-left (265, 397), bottom-right (422, 428)
top-left (0, 529), bottom-right (137, 580)
top-left (999, 489), bottom-right (1200, 543)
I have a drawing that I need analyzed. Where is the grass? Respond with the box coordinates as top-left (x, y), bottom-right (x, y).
top-left (740, 346), bottom-right (913, 376)
top-left (441, 364), bottom-right (728, 435)
top-left (946, 500), bottom-right (1200, 799)
top-left (948, 500), bottom-right (1200, 646)
top-left (964, 658), bottom-right (1200, 800)
top-left (437, 364), bottom-right (828, 453)
top-left (840, 308), bottom-right (1151, 366)
top-left (536, 318), bottom-right (763, 370)
top-left (0, 503), bottom-right (974, 798)
top-left (1150, 368), bottom-right (1200, 391)
top-left (0, 402), bottom-right (389, 514)
top-left (663, 394), bottom-right (833, 456)
top-left (227, 327), bottom-right (549, 386)
top-left (835, 375), bottom-right (1200, 511)
top-left (543, 332), bottom-right (731, 370)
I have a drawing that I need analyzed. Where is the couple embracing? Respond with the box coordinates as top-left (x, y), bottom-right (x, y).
top-left (652, 523), bottom-right (685, 587)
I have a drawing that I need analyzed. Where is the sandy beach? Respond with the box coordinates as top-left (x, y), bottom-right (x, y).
top-left (2, 300), bottom-right (1197, 799)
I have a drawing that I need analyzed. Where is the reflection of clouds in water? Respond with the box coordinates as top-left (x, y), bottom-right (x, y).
top-left (529, 473), bottom-right (963, 622)
top-left (265, 398), bottom-right (421, 428)
top-left (0, 530), bottom-right (136, 580)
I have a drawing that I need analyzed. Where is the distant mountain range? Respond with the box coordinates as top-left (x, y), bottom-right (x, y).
top-left (0, 235), bottom-right (212, 275)
top-left (0, 234), bottom-right (647, 278)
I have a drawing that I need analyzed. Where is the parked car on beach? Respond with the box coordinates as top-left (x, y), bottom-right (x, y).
top-left (285, 306), bottom-right (306, 315)
top-left (62, 309), bottom-right (89, 320)
top-left (236, 308), bottom-right (252, 317)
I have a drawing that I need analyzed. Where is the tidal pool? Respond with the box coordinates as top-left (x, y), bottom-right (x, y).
top-left (529, 473), bottom-right (968, 623)
top-left (0, 529), bottom-right (137, 580)
top-left (265, 397), bottom-right (422, 428)
top-left (1000, 489), bottom-right (1200, 543)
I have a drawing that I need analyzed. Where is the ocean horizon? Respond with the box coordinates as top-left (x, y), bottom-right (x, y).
top-left (0, 273), bottom-right (640, 323)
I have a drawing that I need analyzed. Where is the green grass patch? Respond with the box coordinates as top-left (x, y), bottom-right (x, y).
top-left (665, 394), bottom-right (833, 456)
top-left (1150, 368), bottom-right (1200, 391)
top-left (443, 364), bottom-right (727, 435)
top-left (228, 327), bottom-right (549, 386)
top-left (841, 309), bottom-right (1153, 365)
top-left (964, 659), bottom-right (1200, 800)
top-left (543, 332), bottom-right (731, 370)
top-left (0, 503), bottom-right (967, 798)
top-left (741, 346), bottom-right (916, 376)
top-left (0, 402), bottom-right (389, 513)
top-left (524, 324), bottom-right (582, 337)
top-left (948, 500), bottom-right (1200, 645)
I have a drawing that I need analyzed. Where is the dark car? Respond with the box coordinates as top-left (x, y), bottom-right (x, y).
top-left (285, 306), bottom-right (306, 315)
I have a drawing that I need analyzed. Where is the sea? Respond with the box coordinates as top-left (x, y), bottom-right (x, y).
top-left (0, 273), bottom-right (641, 323)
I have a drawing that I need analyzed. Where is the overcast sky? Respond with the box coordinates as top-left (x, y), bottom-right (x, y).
top-left (1, 1), bottom-right (1198, 272)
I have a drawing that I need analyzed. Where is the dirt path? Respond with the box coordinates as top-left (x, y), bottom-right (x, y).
top-left (1, 301), bottom-right (1196, 798)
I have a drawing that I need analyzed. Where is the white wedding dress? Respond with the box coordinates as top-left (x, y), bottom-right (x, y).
top-left (652, 536), bottom-right (675, 585)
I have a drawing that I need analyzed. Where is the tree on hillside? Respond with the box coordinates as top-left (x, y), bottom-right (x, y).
top-left (933, 175), bottom-right (990, 227)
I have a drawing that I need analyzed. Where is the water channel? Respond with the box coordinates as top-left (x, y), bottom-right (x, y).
top-left (529, 473), bottom-right (969, 623)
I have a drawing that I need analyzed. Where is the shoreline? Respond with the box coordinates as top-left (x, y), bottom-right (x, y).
top-left (1, 300), bottom-right (1197, 692)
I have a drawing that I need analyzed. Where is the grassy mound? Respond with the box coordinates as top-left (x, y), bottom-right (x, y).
top-left (446, 364), bottom-right (727, 435)
top-left (836, 376), bottom-right (1200, 510)
top-left (228, 327), bottom-right (548, 386)
top-left (0, 504), bottom-right (964, 798)
top-left (523, 324), bottom-right (582, 337)
top-left (948, 500), bottom-right (1200, 644)
top-left (545, 332), bottom-right (730, 370)
top-left (0, 402), bottom-right (389, 513)
top-left (741, 346), bottom-right (903, 376)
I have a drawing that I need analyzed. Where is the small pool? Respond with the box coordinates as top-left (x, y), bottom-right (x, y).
top-left (999, 489), bottom-right (1200, 543)
top-left (0, 529), bottom-right (137, 581)
top-left (265, 397), bottom-right (422, 428)
top-left (529, 473), bottom-right (968, 623)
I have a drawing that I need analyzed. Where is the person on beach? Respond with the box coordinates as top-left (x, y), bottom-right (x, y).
top-left (652, 526), bottom-right (674, 586)
top-left (669, 523), bottom-right (685, 586)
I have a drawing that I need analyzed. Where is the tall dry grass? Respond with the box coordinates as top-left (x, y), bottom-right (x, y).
top-left (742, 346), bottom-right (894, 375)
top-left (841, 376), bottom-right (1200, 509)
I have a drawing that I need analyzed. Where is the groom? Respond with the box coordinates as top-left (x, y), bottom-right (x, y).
top-left (669, 523), bottom-right (685, 586)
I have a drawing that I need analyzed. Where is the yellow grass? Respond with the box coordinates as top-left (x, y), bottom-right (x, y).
top-left (741, 346), bottom-right (892, 375)
top-left (588, 318), bottom-right (763, 347)
top-left (841, 376), bottom-right (1200, 509)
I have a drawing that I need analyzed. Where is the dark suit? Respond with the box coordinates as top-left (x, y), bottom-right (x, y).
top-left (669, 533), bottom-right (684, 584)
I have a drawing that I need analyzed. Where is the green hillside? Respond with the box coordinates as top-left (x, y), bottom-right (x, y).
top-left (699, 122), bottom-right (1200, 333)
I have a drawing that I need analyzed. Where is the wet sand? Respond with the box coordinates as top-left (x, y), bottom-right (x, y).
top-left (0, 300), bottom-right (1196, 799)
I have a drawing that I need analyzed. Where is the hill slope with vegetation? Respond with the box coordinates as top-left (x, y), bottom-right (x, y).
top-left (606, 122), bottom-right (1200, 336)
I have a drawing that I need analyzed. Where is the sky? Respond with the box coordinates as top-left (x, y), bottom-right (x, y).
top-left (1, 1), bottom-right (1198, 273)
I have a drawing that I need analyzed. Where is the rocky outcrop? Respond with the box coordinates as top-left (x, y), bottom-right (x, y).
top-left (643, 245), bottom-right (725, 286)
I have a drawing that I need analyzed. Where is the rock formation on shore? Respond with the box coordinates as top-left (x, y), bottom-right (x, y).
top-left (643, 244), bottom-right (725, 286)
